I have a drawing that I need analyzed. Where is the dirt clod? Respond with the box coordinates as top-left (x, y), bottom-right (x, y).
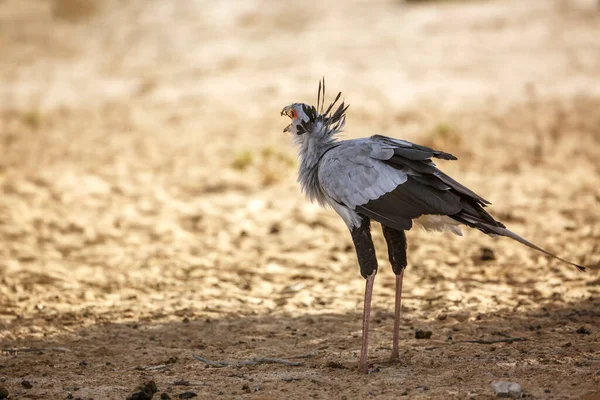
top-left (127, 381), bottom-right (158, 400)
top-left (479, 247), bottom-right (496, 261)
top-left (325, 361), bottom-right (347, 369)
top-left (0, 387), bottom-right (8, 399)
top-left (21, 380), bottom-right (33, 389)
top-left (178, 392), bottom-right (197, 399)
top-left (415, 329), bottom-right (433, 339)
top-left (576, 327), bottom-right (591, 335)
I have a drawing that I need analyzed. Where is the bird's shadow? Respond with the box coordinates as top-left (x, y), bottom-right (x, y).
top-left (0, 293), bottom-right (599, 398)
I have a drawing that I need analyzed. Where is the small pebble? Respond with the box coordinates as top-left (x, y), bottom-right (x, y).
top-left (576, 327), bottom-right (590, 335)
top-left (161, 394), bottom-right (172, 400)
top-left (492, 381), bottom-right (522, 398)
top-left (415, 329), bottom-right (432, 339)
top-left (479, 247), bottom-right (496, 261)
top-left (179, 392), bottom-right (197, 399)
top-left (21, 380), bottom-right (33, 389)
top-left (127, 381), bottom-right (158, 400)
top-left (325, 361), bottom-right (346, 369)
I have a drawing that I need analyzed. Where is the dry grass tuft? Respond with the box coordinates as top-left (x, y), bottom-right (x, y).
top-left (231, 151), bottom-right (254, 171)
top-left (21, 111), bottom-right (42, 130)
top-left (421, 122), bottom-right (463, 153)
top-left (51, 0), bottom-right (100, 23)
top-left (231, 146), bottom-right (295, 186)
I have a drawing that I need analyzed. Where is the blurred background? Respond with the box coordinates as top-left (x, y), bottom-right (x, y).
top-left (1, 0), bottom-right (599, 398)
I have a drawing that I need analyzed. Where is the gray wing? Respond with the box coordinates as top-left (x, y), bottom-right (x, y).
top-left (319, 135), bottom-right (587, 272)
top-left (319, 135), bottom-right (495, 231)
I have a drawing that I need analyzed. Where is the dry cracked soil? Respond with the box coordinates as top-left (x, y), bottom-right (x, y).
top-left (1, 0), bottom-right (600, 399)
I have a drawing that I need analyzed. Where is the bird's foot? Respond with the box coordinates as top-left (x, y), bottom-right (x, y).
top-left (358, 360), bottom-right (369, 374)
top-left (358, 361), bottom-right (380, 374)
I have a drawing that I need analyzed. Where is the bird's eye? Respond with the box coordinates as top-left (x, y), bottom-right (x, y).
top-left (289, 109), bottom-right (297, 119)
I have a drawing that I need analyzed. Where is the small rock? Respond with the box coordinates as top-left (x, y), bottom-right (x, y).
top-left (281, 377), bottom-right (301, 382)
top-left (21, 380), bottom-right (33, 389)
top-left (161, 394), bottom-right (171, 400)
top-left (479, 247), bottom-right (496, 261)
top-left (367, 365), bottom-right (381, 374)
top-left (492, 381), bottom-right (522, 398)
top-left (0, 387), bottom-right (8, 399)
top-left (178, 392), bottom-right (197, 399)
top-left (576, 327), bottom-right (591, 335)
top-left (415, 329), bottom-right (432, 339)
top-left (127, 381), bottom-right (158, 400)
top-left (325, 361), bottom-right (346, 369)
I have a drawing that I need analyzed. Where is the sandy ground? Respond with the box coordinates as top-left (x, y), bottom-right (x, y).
top-left (1, 0), bottom-right (600, 398)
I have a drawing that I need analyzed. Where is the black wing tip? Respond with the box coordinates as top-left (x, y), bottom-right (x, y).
top-left (436, 152), bottom-right (458, 161)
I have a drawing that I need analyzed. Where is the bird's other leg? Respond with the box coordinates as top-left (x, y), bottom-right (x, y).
top-left (350, 217), bottom-right (378, 374)
top-left (382, 226), bottom-right (407, 363)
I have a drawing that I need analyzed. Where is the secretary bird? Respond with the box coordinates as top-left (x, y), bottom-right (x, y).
top-left (280, 79), bottom-right (585, 374)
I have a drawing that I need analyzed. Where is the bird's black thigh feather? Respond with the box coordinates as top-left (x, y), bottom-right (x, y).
top-left (350, 217), bottom-right (378, 279)
top-left (382, 226), bottom-right (407, 275)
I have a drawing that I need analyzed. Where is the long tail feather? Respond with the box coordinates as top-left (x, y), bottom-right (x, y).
top-left (480, 223), bottom-right (586, 272)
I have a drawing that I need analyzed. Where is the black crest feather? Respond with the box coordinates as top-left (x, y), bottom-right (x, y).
top-left (314, 78), bottom-right (349, 131)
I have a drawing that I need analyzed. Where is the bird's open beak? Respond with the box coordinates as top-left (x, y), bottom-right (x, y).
top-left (281, 106), bottom-right (292, 132)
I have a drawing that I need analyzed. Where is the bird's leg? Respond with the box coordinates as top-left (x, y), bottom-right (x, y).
top-left (390, 270), bottom-right (404, 361)
top-left (360, 271), bottom-right (376, 373)
top-left (382, 226), bottom-right (407, 363)
top-left (350, 217), bottom-right (378, 374)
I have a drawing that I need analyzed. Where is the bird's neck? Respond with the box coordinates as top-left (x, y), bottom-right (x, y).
top-left (297, 135), bottom-right (338, 205)
top-left (298, 135), bottom-right (336, 167)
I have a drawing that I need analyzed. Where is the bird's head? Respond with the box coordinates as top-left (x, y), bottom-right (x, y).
top-left (280, 79), bottom-right (349, 142)
top-left (280, 103), bottom-right (313, 135)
